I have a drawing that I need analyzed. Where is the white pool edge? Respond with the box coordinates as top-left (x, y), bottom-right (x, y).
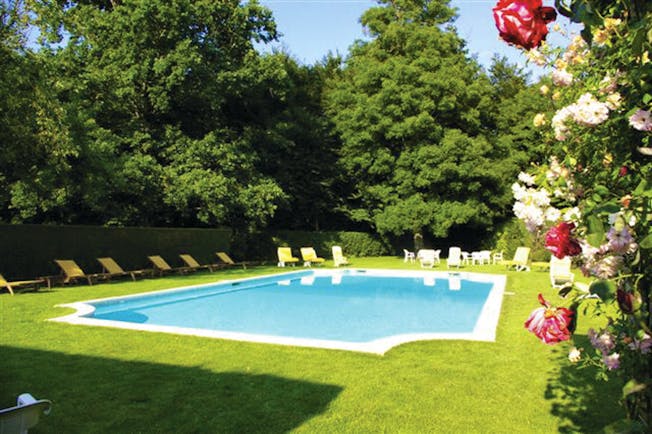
top-left (50, 269), bottom-right (507, 355)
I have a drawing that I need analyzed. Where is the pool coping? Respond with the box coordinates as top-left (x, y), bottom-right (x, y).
top-left (50, 268), bottom-right (507, 355)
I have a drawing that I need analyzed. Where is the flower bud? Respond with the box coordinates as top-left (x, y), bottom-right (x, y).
top-left (616, 289), bottom-right (640, 314)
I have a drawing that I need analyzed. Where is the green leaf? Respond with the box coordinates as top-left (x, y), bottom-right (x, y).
top-left (586, 233), bottom-right (604, 247)
top-left (639, 233), bottom-right (652, 249)
top-left (593, 185), bottom-right (610, 196)
top-left (633, 179), bottom-right (649, 196)
top-left (586, 215), bottom-right (605, 247)
top-left (593, 203), bottom-right (621, 214)
top-left (589, 280), bottom-right (616, 301)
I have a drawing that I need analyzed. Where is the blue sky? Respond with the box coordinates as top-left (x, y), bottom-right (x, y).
top-left (256, 0), bottom-right (577, 80)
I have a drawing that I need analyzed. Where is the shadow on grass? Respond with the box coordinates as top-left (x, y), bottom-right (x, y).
top-left (545, 336), bottom-right (626, 433)
top-left (1, 346), bottom-right (342, 433)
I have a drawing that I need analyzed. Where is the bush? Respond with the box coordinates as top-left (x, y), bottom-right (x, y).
top-left (334, 232), bottom-right (389, 257)
top-left (268, 230), bottom-right (389, 259)
top-left (494, 218), bottom-right (549, 262)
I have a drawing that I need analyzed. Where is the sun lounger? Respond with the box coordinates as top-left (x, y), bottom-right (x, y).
top-left (179, 254), bottom-right (217, 272)
top-left (300, 247), bottom-right (325, 267)
top-left (550, 256), bottom-right (575, 289)
top-left (447, 247), bottom-right (462, 268)
top-left (216, 252), bottom-right (248, 269)
top-left (0, 274), bottom-right (45, 295)
top-left (503, 247), bottom-right (531, 271)
top-left (0, 393), bottom-right (51, 433)
top-left (97, 257), bottom-right (150, 281)
top-left (332, 246), bottom-right (350, 267)
top-left (147, 255), bottom-right (190, 276)
top-left (54, 259), bottom-right (97, 285)
top-left (277, 247), bottom-right (299, 267)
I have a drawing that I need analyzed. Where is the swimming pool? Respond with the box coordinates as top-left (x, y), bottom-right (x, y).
top-left (52, 269), bottom-right (506, 354)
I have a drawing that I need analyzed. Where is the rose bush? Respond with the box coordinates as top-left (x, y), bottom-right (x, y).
top-left (494, 0), bottom-right (651, 429)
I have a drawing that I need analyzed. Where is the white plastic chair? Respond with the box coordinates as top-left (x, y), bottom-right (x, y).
top-left (417, 249), bottom-right (438, 268)
top-left (0, 393), bottom-right (51, 434)
top-left (403, 249), bottom-right (415, 263)
top-left (461, 251), bottom-right (471, 265)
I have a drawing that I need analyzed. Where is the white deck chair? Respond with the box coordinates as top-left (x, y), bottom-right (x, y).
top-left (504, 247), bottom-right (531, 271)
top-left (0, 393), bottom-right (51, 434)
top-left (447, 247), bottom-right (462, 268)
top-left (332, 246), bottom-right (350, 267)
top-left (550, 256), bottom-right (575, 289)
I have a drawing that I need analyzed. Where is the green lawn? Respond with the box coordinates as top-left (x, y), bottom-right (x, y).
top-left (1, 258), bottom-right (625, 433)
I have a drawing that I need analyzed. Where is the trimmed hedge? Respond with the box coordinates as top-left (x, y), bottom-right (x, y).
top-left (0, 224), bottom-right (388, 280)
top-left (0, 224), bottom-right (231, 279)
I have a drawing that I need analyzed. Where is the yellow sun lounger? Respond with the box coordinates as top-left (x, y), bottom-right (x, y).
top-left (277, 247), bottom-right (299, 267)
top-left (147, 255), bottom-right (190, 276)
top-left (179, 254), bottom-right (217, 272)
top-left (54, 259), bottom-right (97, 285)
top-left (216, 252), bottom-right (248, 269)
top-left (300, 247), bottom-right (325, 267)
top-left (97, 257), bottom-right (150, 281)
top-left (0, 274), bottom-right (45, 295)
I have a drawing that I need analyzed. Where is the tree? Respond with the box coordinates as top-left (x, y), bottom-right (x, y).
top-left (8, 0), bottom-right (287, 230)
top-left (325, 0), bottom-right (521, 242)
top-left (0, 1), bottom-right (80, 223)
top-left (241, 53), bottom-right (347, 231)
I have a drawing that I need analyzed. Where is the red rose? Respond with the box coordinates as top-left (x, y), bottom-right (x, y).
top-left (525, 293), bottom-right (574, 344)
top-left (493, 0), bottom-right (557, 50)
top-left (618, 165), bottom-right (628, 177)
top-left (545, 221), bottom-right (582, 259)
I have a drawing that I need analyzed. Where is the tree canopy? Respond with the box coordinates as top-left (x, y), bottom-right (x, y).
top-left (0, 0), bottom-right (541, 246)
top-left (325, 0), bottom-right (525, 241)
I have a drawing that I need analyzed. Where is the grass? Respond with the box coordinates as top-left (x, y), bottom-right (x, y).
top-left (1, 257), bottom-right (625, 433)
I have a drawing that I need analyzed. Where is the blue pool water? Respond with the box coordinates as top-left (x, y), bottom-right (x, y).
top-left (54, 269), bottom-right (506, 354)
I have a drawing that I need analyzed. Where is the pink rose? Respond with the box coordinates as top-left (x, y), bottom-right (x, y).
top-left (525, 293), bottom-right (574, 344)
top-left (545, 221), bottom-right (582, 258)
top-left (493, 0), bottom-right (557, 50)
